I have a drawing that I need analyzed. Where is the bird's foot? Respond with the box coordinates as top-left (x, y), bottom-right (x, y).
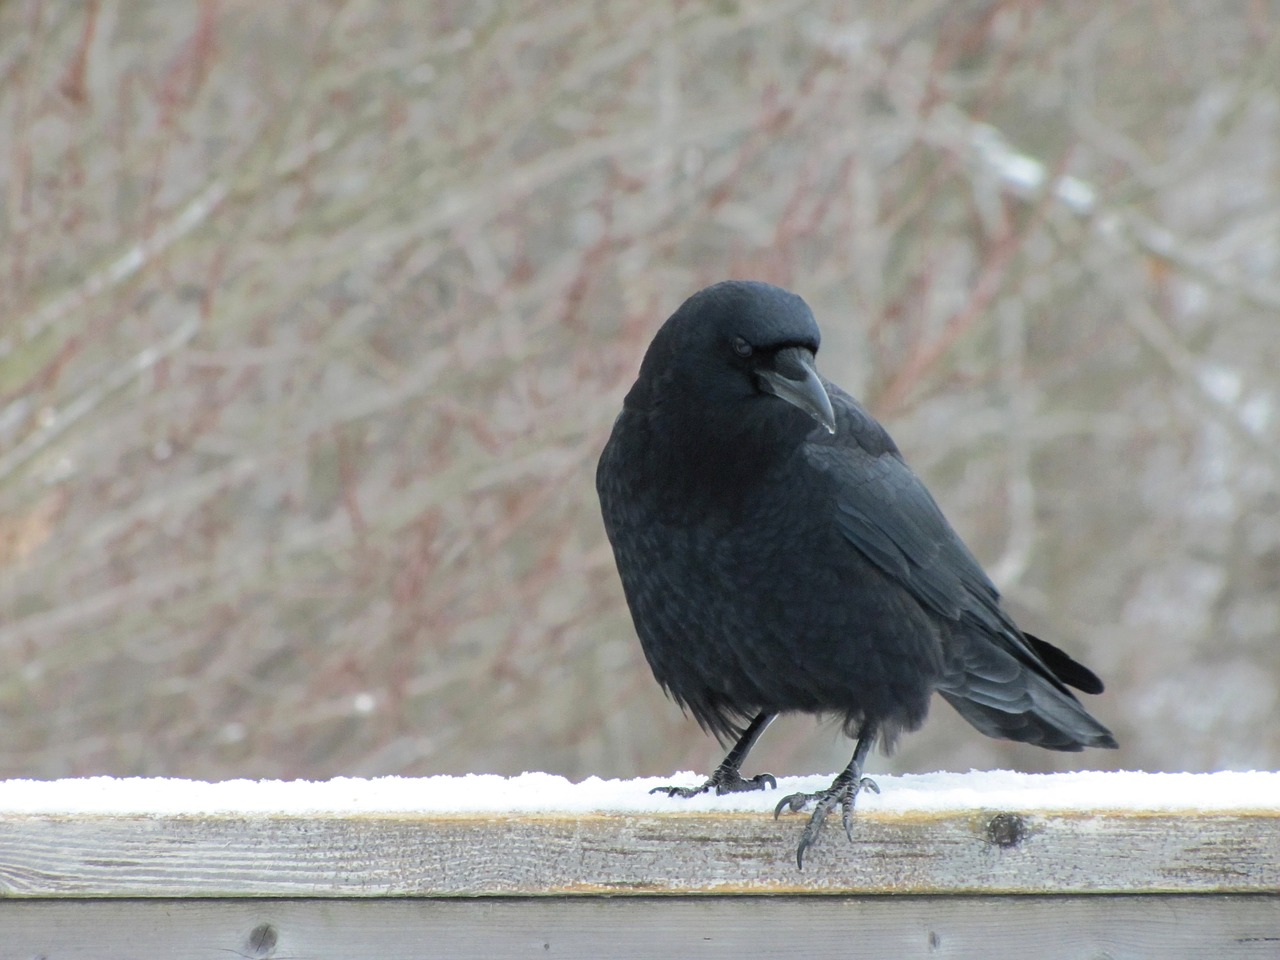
top-left (773, 771), bottom-right (879, 868)
top-left (650, 768), bottom-right (778, 799)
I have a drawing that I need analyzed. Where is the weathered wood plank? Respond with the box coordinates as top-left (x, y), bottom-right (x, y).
top-left (1, 894), bottom-right (1278, 959)
top-left (0, 809), bottom-right (1275, 897)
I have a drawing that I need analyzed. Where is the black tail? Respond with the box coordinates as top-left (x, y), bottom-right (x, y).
top-left (938, 631), bottom-right (1118, 751)
top-left (939, 687), bottom-right (1117, 751)
top-left (1024, 632), bottom-right (1105, 695)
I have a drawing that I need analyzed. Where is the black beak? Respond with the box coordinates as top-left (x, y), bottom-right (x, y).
top-left (756, 347), bottom-right (836, 435)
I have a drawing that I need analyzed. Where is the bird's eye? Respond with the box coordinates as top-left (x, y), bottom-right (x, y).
top-left (732, 336), bottom-right (753, 358)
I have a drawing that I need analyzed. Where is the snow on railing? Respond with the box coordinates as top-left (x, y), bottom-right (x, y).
top-left (1, 771), bottom-right (1276, 958)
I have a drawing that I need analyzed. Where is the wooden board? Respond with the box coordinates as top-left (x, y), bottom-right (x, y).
top-left (0, 808), bottom-right (1276, 896)
top-left (1, 894), bottom-right (1278, 959)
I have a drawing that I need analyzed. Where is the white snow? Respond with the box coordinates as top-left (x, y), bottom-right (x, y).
top-left (969, 121), bottom-right (1098, 214)
top-left (0, 770), bottom-right (1275, 817)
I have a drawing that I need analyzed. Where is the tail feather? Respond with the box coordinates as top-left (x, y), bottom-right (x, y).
top-left (940, 686), bottom-right (1117, 751)
top-left (1024, 632), bottom-right (1105, 695)
top-left (940, 630), bottom-right (1117, 751)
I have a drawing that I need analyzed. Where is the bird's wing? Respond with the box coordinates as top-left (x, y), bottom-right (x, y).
top-left (806, 387), bottom-right (1077, 694)
top-left (813, 441), bottom-right (1003, 626)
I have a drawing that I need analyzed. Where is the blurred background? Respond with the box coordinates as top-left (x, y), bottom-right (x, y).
top-left (1, 1), bottom-right (1277, 783)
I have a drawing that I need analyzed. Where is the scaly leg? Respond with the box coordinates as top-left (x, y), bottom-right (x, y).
top-left (774, 722), bottom-right (879, 868)
top-left (651, 712), bottom-right (778, 797)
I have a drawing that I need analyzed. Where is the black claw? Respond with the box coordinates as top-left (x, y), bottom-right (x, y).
top-left (649, 783), bottom-right (705, 798)
top-left (796, 834), bottom-right (813, 869)
top-left (653, 768), bottom-right (778, 800)
top-left (776, 774), bottom-right (879, 868)
top-left (773, 790), bottom-right (812, 818)
top-left (716, 771), bottom-right (776, 795)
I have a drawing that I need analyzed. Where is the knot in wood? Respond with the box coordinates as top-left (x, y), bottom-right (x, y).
top-left (986, 812), bottom-right (1027, 848)
top-left (244, 922), bottom-right (279, 958)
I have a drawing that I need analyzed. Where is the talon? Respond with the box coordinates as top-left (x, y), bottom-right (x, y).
top-left (655, 767), bottom-right (777, 800)
top-left (773, 791), bottom-right (811, 818)
top-left (777, 769), bottom-right (877, 866)
top-left (796, 834), bottom-right (813, 870)
top-left (794, 803), bottom-right (832, 870)
top-left (714, 770), bottom-right (777, 795)
top-left (650, 783), bottom-right (706, 798)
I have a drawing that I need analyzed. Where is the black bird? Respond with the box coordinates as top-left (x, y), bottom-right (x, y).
top-left (596, 280), bottom-right (1117, 867)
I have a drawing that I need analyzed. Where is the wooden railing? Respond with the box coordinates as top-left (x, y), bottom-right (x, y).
top-left (0, 772), bottom-right (1276, 958)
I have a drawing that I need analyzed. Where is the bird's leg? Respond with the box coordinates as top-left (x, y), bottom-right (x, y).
top-left (774, 723), bottom-right (879, 868)
top-left (651, 712), bottom-right (778, 798)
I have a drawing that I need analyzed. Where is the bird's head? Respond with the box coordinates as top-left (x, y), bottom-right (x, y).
top-left (629, 280), bottom-right (836, 436)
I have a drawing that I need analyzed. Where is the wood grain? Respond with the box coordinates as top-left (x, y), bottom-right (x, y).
top-left (0, 808), bottom-right (1275, 897)
top-left (1, 895), bottom-right (1278, 959)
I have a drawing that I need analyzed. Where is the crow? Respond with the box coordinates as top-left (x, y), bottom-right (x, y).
top-left (596, 280), bottom-right (1117, 867)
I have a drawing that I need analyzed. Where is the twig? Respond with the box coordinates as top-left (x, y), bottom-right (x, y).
top-left (0, 316), bottom-right (200, 484)
top-left (13, 180), bottom-right (227, 344)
